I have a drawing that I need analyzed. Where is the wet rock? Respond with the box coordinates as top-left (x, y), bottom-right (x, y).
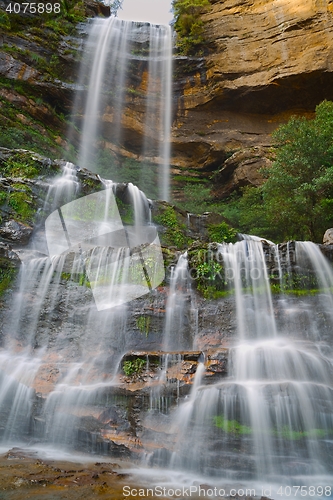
top-left (323, 228), bottom-right (333, 245)
top-left (0, 241), bottom-right (21, 266)
top-left (0, 219), bottom-right (33, 244)
top-left (0, 52), bottom-right (40, 82)
top-left (319, 244), bottom-right (333, 262)
top-left (147, 447), bottom-right (173, 467)
top-left (84, 0), bottom-right (110, 17)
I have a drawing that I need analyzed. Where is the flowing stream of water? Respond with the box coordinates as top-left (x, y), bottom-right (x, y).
top-left (147, 237), bottom-right (333, 495)
top-left (73, 16), bottom-right (172, 201)
top-left (0, 9), bottom-right (333, 497)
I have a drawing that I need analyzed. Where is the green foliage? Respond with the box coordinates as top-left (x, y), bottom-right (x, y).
top-left (274, 426), bottom-right (327, 441)
top-left (60, 0), bottom-right (85, 22)
top-left (1, 157), bottom-right (38, 179)
top-left (136, 316), bottom-right (151, 337)
top-left (213, 416), bottom-right (252, 435)
top-left (207, 222), bottom-right (238, 243)
top-left (172, 0), bottom-right (210, 54)
top-left (93, 151), bottom-right (159, 200)
top-left (154, 206), bottom-right (188, 248)
top-left (196, 260), bottom-right (222, 281)
top-left (176, 183), bottom-right (212, 214)
top-left (0, 12), bottom-right (10, 30)
top-left (0, 265), bottom-right (18, 297)
top-left (196, 259), bottom-right (224, 298)
top-left (263, 100), bottom-right (333, 241)
top-left (8, 190), bottom-right (35, 222)
top-left (213, 417), bottom-right (328, 440)
top-left (188, 244), bottom-right (228, 297)
top-left (227, 101), bottom-right (333, 242)
top-left (0, 84), bottom-right (66, 158)
top-left (123, 358), bottom-right (146, 376)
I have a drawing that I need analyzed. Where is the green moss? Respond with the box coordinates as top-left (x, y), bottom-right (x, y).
top-left (270, 283), bottom-right (328, 296)
top-left (0, 89), bottom-right (67, 158)
top-left (154, 206), bottom-right (188, 249)
top-left (8, 191), bottom-right (34, 222)
top-left (213, 416), bottom-right (252, 435)
top-left (174, 175), bottom-right (208, 183)
top-left (175, 183), bottom-right (212, 214)
top-left (0, 265), bottom-right (18, 297)
top-left (213, 418), bottom-right (329, 441)
top-left (115, 197), bottom-right (135, 225)
top-left (197, 285), bottom-right (230, 300)
top-left (136, 316), bottom-right (151, 337)
top-left (0, 12), bottom-right (10, 30)
top-left (2, 157), bottom-right (39, 179)
top-left (0, 192), bottom-right (7, 204)
top-left (59, 271), bottom-right (90, 287)
top-left (269, 269), bottom-right (326, 295)
top-left (1, 183), bottom-right (36, 223)
top-left (274, 426), bottom-right (328, 440)
top-left (60, 272), bottom-right (71, 281)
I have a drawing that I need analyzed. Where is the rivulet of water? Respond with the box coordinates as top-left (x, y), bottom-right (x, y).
top-left (74, 17), bottom-right (172, 201)
top-left (154, 237), bottom-right (333, 490)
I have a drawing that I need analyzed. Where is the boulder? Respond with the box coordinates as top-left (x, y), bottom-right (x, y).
top-left (0, 242), bottom-right (21, 266)
top-left (214, 146), bottom-right (273, 197)
top-left (323, 228), bottom-right (333, 245)
top-left (0, 220), bottom-right (33, 244)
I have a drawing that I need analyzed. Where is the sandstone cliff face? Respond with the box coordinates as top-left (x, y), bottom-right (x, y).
top-left (171, 0), bottom-right (333, 177)
top-left (1, 1), bottom-right (332, 197)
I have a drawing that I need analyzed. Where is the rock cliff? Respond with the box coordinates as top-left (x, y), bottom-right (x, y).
top-left (171, 0), bottom-right (333, 184)
top-left (1, 0), bottom-right (333, 196)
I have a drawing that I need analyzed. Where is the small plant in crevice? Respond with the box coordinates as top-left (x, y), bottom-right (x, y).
top-left (123, 358), bottom-right (146, 376)
top-left (213, 415), bottom-right (252, 435)
top-left (136, 315), bottom-right (151, 337)
top-left (153, 206), bottom-right (188, 249)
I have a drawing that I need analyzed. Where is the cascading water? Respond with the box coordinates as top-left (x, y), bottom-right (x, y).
top-left (163, 252), bottom-right (193, 351)
top-left (158, 237), bottom-right (333, 493)
top-left (1, 5), bottom-right (333, 496)
top-left (1, 170), bottom-right (333, 497)
top-left (73, 15), bottom-right (172, 201)
top-left (0, 162), bottom-right (164, 449)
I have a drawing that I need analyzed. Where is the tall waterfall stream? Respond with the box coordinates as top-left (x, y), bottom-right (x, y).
top-left (0, 12), bottom-right (332, 500)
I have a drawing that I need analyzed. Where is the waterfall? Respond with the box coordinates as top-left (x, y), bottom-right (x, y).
top-left (74, 16), bottom-right (172, 201)
top-left (163, 252), bottom-right (193, 351)
top-left (143, 24), bottom-right (172, 201)
top-left (161, 238), bottom-right (333, 488)
top-left (0, 165), bottom-right (164, 448)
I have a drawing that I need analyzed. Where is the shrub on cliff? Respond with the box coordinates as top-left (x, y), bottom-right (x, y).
top-left (172, 0), bottom-right (210, 54)
top-left (229, 100), bottom-right (333, 242)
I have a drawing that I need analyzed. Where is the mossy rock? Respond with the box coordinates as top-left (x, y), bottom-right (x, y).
top-left (0, 246), bottom-right (20, 297)
top-left (0, 149), bottom-right (61, 179)
top-left (152, 201), bottom-right (190, 250)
